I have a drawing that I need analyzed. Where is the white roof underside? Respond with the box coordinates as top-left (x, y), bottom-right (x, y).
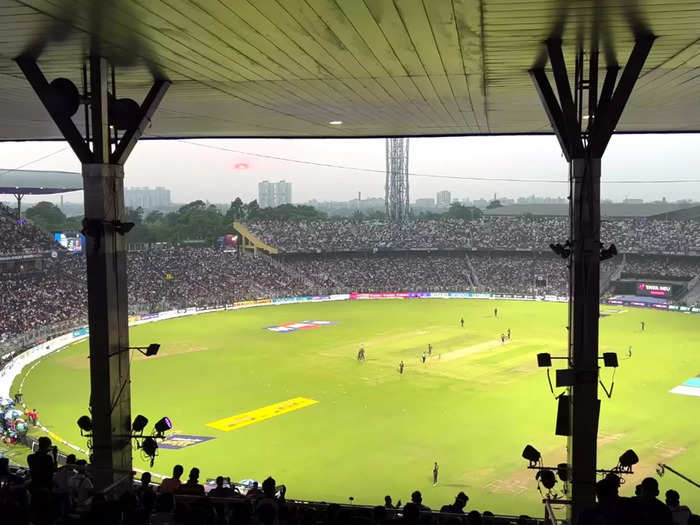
top-left (0, 0), bottom-right (699, 140)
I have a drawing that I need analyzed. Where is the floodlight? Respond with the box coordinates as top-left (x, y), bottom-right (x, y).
top-left (537, 353), bottom-right (552, 367)
top-left (549, 241), bottom-right (571, 259)
top-left (557, 463), bottom-right (569, 482)
top-left (112, 221), bottom-right (135, 235)
top-left (141, 436), bottom-right (158, 466)
top-left (522, 445), bottom-right (541, 465)
top-left (537, 469), bottom-right (557, 490)
top-left (77, 415), bottom-right (92, 433)
top-left (109, 96), bottom-right (140, 130)
top-left (125, 343), bottom-right (160, 357)
top-left (619, 450), bottom-right (639, 469)
top-left (154, 417), bottom-right (172, 435)
top-left (602, 352), bottom-right (618, 368)
top-left (49, 78), bottom-right (80, 117)
top-left (600, 243), bottom-right (618, 261)
top-left (132, 415), bottom-right (148, 433)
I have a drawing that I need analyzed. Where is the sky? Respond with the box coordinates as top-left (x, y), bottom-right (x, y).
top-left (0, 134), bottom-right (698, 206)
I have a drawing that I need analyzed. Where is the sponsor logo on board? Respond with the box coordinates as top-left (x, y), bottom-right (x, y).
top-left (264, 320), bottom-right (337, 333)
top-left (159, 434), bottom-right (215, 450)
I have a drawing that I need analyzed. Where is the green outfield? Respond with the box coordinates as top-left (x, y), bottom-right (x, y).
top-left (13, 299), bottom-right (700, 515)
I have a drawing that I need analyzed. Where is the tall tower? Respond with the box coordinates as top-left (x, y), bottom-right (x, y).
top-left (384, 138), bottom-right (410, 221)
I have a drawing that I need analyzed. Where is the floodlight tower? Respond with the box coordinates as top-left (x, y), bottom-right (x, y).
top-left (384, 138), bottom-right (410, 222)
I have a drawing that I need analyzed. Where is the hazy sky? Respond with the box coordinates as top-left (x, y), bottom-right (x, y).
top-left (1, 134), bottom-right (698, 206)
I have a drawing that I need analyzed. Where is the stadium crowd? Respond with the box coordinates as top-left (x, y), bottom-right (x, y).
top-left (1, 439), bottom-right (698, 525)
top-left (0, 204), bottom-right (57, 255)
top-left (246, 217), bottom-right (700, 255)
top-left (623, 255), bottom-right (700, 279)
top-left (1, 213), bottom-right (699, 345)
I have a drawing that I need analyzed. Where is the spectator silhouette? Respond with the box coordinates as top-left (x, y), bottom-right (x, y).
top-left (440, 491), bottom-right (468, 514)
top-left (407, 490), bottom-right (430, 512)
top-left (666, 489), bottom-right (691, 525)
top-left (639, 477), bottom-right (673, 525)
top-left (27, 436), bottom-right (56, 490)
top-left (178, 467), bottom-right (205, 496)
top-left (159, 464), bottom-right (184, 494)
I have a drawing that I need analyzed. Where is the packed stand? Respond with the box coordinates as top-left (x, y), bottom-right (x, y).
top-left (468, 253), bottom-right (569, 297)
top-left (283, 253), bottom-right (474, 293)
top-left (623, 255), bottom-right (700, 279)
top-left (0, 203), bottom-right (59, 255)
top-left (246, 217), bottom-right (700, 255)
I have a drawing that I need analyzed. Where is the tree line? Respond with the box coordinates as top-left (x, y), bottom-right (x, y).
top-left (24, 198), bottom-right (483, 245)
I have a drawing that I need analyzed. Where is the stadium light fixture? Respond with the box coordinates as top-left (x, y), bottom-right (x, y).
top-left (121, 343), bottom-right (160, 357)
top-left (154, 416), bottom-right (172, 436)
top-left (329, 120), bottom-right (343, 125)
top-left (536, 469), bottom-right (557, 490)
top-left (601, 352), bottom-right (618, 368)
top-left (132, 415), bottom-right (148, 433)
top-left (141, 436), bottom-right (159, 467)
top-left (537, 353), bottom-right (552, 367)
top-left (549, 241), bottom-right (571, 259)
top-left (557, 463), bottom-right (569, 482)
top-left (600, 243), bottom-right (618, 261)
top-left (77, 415), bottom-right (92, 435)
top-left (522, 444), bottom-right (541, 466)
top-left (618, 450), bottom-right (639, 471)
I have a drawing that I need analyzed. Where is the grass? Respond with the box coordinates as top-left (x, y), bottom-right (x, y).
top-left (11, 299), bottom-right (700, 516)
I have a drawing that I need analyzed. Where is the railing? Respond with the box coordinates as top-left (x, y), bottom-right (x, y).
top-left (0, 319), bottom-right (86, 358)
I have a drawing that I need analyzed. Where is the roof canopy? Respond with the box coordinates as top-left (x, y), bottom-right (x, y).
top-left (0, 169), bottom-right (81, 195)
top-left (0, 1), bottom-right (698, 140)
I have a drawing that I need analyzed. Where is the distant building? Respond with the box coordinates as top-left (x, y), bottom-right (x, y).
top-left (436, 191), bottom-right (451, 207)
top-left (125, 186), bottom-right (171, 210)
top-left (258, 180), bottom-right (292, 208)
top-left (415, 198), bottom-right (435, 208)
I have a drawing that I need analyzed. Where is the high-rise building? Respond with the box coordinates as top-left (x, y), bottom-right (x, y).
top-left (125, 186), bottom-right (171, 210)
top-left (415, 198), bottom-right (435, 208)
top-left (258, 180), bottom-right (292, 208)
top-left (436, 190), bottom-right (451, 207)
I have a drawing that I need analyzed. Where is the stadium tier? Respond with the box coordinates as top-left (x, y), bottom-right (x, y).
top-left (1, 216), bottom-right (699, 347)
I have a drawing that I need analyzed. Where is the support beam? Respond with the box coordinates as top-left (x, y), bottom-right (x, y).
top-left (568, 155), bottom-right (602, 518)
top-left (15, 58), bottom-right (93, 163)
top-left (530, 68), bottom-right (572, 161)
top-left (531, 33), bottom-right (653, 523)
top-left (546, 39), bottom-right (583, 158)
top-left (17, 55), bottom-right (169, 493)
top-left (590, 35), bottom-right (655, 156)
top-left (111, 79), bottom-right (170, 165)
top-left (13, 193), bottom-right (23, 221)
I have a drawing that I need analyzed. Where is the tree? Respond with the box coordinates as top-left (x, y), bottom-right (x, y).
top-left (446, 202), bottom-right (483, 219)
top-left (486, 199), bottom-right (503, 209)
top-left (25, 201), bottom-right (67, 231)
top-left (145, 210), bottom-right (164, 224)
top-left (225, 197), bottom-right (246, 222)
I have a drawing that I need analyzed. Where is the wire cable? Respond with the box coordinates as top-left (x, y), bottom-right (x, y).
top-left (176, 139), bottom-right (700, 184)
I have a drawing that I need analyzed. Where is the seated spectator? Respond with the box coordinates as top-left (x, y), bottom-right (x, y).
top-left (666, 489), bottom-right (692, 525)
top-left (27, 436), bottom-right (56, 490)
top-left (178, 467), bottom-right (205, 496)
top-left (639, 477), bottom-right (673, 525)
top-left (136, 471), bottom-right (157, 515)
top-left (53, 454), bottom-right (77, 516)
top-left (69, 459), bottom-right (94, 512)
top-left (385, 495), bottom-right (400, 508)
top-left (407, 490), bottom-right (430, 512)
top-left (246, 480), bottom-right (262, 499)
top-left (159, 464), bottom-right (183, 494)
top-left (467, 510), bottom-right (483, 524)
top-left (0, 456), bottom-right (24, 485)
top-left (209, 476), bottom-right (236, 498)
top-left (440, 491), bottom-right (469, 514)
